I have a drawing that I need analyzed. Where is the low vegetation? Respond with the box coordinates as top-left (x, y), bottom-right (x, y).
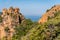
top-left (0, 11), bottom-right (60, 40)
top-left (11, 11), bottom-right (60, 40)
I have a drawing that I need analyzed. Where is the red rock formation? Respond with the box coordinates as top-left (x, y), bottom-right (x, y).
top-left (0, 7), bottom-right (25, 40)
top-left (38, 5), bottom-right (60, 24)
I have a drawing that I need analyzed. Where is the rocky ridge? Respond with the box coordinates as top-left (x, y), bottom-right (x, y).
top-left (0, 7), bottom-right (25, 40)
top-left (38, 5), bottom-right (60, 24)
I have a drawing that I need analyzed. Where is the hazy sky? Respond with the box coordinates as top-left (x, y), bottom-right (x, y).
top-left (0, 0), bottom-right (60, 20)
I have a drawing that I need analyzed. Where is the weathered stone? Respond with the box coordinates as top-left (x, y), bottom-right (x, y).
top-left (0, 7), bottom-right (25, 39)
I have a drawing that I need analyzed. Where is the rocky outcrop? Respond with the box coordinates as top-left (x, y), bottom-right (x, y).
top-left (0, 7), bottom-right (25, 40)
top-left (38, 5), bottom-right (60, 24)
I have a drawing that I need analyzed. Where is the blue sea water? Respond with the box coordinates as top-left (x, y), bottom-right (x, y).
top-left (25, 16), bottom-right (41, 21)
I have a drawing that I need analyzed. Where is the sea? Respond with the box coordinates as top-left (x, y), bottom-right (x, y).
top-left (25, 16), bottom-right (41, 22)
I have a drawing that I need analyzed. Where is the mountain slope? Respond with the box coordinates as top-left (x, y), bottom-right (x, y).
top-left (20, 5), bottom-right (60, 40)
top-left (38, 5), bottom-right (60, 24)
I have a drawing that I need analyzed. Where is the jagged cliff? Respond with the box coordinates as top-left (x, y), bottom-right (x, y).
top-left (38, 5), bottom-right (60, 24)
top-left (0, 7), bottom-right (25, 40)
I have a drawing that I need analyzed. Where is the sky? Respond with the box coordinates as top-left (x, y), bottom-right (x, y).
top-left (0, 0), bottom-right (60, 21)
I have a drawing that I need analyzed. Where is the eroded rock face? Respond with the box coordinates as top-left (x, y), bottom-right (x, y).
top-left (38, 5), bottom-right (60, 24)
top-left (0, 7), bottom-right (25, 39)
